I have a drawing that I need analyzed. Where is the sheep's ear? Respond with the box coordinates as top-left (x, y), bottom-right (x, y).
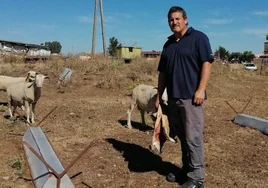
top-left (25, 73), bottom-right (30, 81)
top-left (44, 76), bottom-right (49, 79)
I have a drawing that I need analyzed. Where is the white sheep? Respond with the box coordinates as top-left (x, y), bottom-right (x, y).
top-left (7, 73), bottom-right (48, 124)
top-left (127, 84), bottom-right (168, 129)
top-left (0, 71), bottom-right (37, 91)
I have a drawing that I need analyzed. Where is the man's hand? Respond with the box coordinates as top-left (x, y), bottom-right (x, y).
top-left (155, 94), bottom-right (160, 108)
top-left (194, 89), bottom-right (205, 105)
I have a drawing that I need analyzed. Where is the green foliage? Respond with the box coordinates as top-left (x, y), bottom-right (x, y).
top-left (108, 37), bottom-right (121, 56)
top-left (45, 41), bottom-right (62, 53)
top-left (214, 46), bottom-right (229, 60)
top-left (229, 52), bottom-right (242, 61)
top-left (241, 51), bottom-right (255, 62)
top-left (215, 46), bottom-right (255, 62)
top-left (11, 156), bottom-right (23, 177)
top-left (228, 51), bottom-right (255, 62)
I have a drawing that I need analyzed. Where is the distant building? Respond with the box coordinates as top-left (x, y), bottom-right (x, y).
top-left (260, 54), bottom-right (268, 58)
top-left (0, 39), bottom-right (51, 61)
top-left (259, 34), bottom-right (268, 58)
top-left (116, 46), bottom-right (142, 63)
top-left (265, 34), bottom-right (268, 54)
top-left (142, 50), bottom-right (161, 58)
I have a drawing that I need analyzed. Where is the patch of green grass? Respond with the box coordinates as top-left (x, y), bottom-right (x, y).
top-left (11, 156), bottom-right (24, 177)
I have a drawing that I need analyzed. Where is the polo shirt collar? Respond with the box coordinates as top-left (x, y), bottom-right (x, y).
top-left (168, 27), bottom-right (194, 40)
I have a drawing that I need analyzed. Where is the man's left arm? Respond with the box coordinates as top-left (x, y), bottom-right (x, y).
top-left (194, 62), bottom-right (212, 105)
top-left (194, 33), bottom-right (214, 105)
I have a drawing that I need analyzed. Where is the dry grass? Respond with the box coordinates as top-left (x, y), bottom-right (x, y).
top-left (0, 56), bottom-right (268, 188)
top-left (0, 55), bottom-right (159, 90)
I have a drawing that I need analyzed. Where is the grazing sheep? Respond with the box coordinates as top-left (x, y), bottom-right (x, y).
top-left (127, 84), bottom-right (168, 129)
top-left (7, 73), bottom-right (48, 123)
top-left (0, 71), bottom-right (37, 91)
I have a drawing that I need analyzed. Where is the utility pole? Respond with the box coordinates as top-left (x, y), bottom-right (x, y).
top-left (91, 0), bottom-right (107, 57)
top-left (91, 0), bottom-right (98, 56)
top-left (99, 0), bottom-right (106, 56)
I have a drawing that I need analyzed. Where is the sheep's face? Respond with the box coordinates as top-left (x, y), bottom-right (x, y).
top-left (35, 74), bottom-right (49, 87)
top-left (26, 71), bottom-right (37, 82)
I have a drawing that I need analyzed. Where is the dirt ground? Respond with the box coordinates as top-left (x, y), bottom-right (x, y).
top-left (0, 60), bottom-right (267, 188)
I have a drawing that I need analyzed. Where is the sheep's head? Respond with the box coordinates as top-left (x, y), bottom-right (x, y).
top-left (35, 74), bottom-right (49, 87)
top-left (25, 71), bottom-right (37, 82)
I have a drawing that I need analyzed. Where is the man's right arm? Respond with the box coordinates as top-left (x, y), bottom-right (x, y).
top-left (156, 46), bottom-right (168, 108)
top-left (155, 72), bottom-right (166, 108)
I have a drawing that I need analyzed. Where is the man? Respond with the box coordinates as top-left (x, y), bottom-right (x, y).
top-left (155, 6), bottom-right (214, 188)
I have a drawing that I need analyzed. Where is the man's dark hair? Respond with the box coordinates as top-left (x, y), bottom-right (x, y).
top-left (167, 6), bottom-right (187, 20)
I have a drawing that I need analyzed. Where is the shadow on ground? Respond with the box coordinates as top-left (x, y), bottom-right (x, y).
top-left (106, 138), bottom-right (187, 184)
top-left (0, 102), bottom-right (8, 106)
top-left (118, 119), bottom-right (153, 132)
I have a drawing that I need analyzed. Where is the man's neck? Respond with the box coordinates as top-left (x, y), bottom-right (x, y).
top-left (174, 27), bottom-right (188, 41)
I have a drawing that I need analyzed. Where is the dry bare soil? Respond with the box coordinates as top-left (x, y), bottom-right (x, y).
top-left (0, 59), bottom-right (267, 188)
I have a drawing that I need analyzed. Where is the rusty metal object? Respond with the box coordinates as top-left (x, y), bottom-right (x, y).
top-left (22, 127), bottom-right (73, 188)
top-left (70, 171), bottom-right (82, 179)
top-left (225, 100), bottom-right (239, 114)
top-left (82, 181), bottom-right (93, 188)
top-left (37, 106), bottom-right (58, 127)
top-left (23, 127), bottom-right (97, 188)
top-left (59, 140), bottom-right (97, 179)
top-left (240, 96), bottom-right (252, 114)
top-left (23, 141), bottom-right (60, 178)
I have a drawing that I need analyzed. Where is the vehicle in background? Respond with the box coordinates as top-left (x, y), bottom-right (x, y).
top-left (243, 63), bottom-right (257, 71)
top-left (241, 61), bottom-right (250, 65)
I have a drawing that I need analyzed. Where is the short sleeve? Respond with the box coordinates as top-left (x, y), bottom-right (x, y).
top-left (197, 34), bottom-right (214, 63)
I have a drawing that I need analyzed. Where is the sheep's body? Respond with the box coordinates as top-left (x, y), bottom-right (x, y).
top-left (0, 71), bottom-right (37, 91)
top-left (0, 76), bottom-right (26, 91)
top-left (7, 74), bottom-right (47, 123)
top-left (127, 84), bottom-right (168, 129)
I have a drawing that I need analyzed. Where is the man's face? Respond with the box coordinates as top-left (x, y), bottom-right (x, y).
top-left (168, 12), bottom-right (188, 34)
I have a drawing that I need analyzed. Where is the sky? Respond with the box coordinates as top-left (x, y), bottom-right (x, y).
top-left (0, 0), bottom-right (267, 55)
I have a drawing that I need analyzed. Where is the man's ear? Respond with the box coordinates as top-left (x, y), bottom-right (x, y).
top-left (185, 19), bottom-right (188, 25)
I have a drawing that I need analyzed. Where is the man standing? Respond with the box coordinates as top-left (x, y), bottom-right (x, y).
top-left (156, 6), bottom-right (214, 188)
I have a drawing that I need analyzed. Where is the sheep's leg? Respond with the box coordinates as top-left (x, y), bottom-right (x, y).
top-left (7, 98), bottom-right (15, 119)
top-left (140, 110), bottom-right (146, 127)
top-left (12, 104), bottom-right (17, 117)
top-left (31, 102), bottom-right (36, 124)
top-left (7, 99), bottom-right (13, 118)
top-left (127, 100), bottom-right (135, 129)
top-left (25, 101), bottom-right (31, 124)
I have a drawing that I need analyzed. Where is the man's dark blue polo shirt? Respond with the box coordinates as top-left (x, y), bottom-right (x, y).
top-left (157, 27), bottom-right (214, 99)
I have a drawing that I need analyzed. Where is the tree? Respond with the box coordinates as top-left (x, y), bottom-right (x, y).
top-left (229, 52), bottom-right (241, 61)
top-left (44, 41), bottom-right (62, 53)
top-left (241, 51), bottom-right (255, 62)
top-left (214, 46), bottom-right (256, 63)
top-left (215, 46), bottom-right (229, 60)
top-left (108, 37), bottom-right (121, 56)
